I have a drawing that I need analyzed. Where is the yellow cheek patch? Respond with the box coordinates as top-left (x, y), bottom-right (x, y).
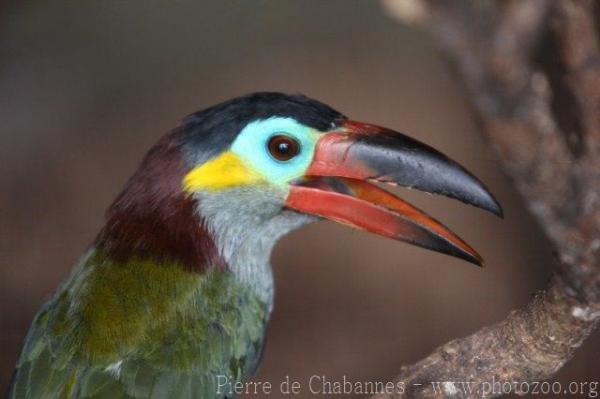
top-left (183, 151), bottom-right (265, 192)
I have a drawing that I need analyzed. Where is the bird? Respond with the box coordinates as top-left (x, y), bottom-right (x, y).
top-left (7, 92), bottom-right (502, 399)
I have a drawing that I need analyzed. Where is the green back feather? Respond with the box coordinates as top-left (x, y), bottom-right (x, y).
top-left (8, 250), bottom-right (269, 399)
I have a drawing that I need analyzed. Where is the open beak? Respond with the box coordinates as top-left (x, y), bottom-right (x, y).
top-left (284, 121), bottom-right (503, 266)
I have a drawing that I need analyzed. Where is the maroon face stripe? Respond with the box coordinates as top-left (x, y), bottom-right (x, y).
top-left (95, 129), bottom-right (226, 272)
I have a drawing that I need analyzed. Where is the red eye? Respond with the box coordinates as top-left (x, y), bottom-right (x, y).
top-left (267, 135), bottom-right (300, 161)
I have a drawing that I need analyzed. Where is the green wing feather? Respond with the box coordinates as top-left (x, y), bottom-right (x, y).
top-left (8, 250), bottom-right (269, 399)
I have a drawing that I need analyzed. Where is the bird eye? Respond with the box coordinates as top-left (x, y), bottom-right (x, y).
top-left (267, 135), bottom-right (300, 161)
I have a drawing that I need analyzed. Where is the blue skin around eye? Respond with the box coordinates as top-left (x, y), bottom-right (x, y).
top-left (230, 117), bottom-right (318, 185)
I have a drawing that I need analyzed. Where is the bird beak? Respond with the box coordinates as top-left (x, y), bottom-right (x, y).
top-left (285, 121), bottom-right (503, 266)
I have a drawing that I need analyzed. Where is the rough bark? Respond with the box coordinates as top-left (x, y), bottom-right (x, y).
top-left (376, 1), bottom-right (600, 397)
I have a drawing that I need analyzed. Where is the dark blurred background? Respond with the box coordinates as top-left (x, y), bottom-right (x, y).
top-left (1, 1), bottom-right (597, 397)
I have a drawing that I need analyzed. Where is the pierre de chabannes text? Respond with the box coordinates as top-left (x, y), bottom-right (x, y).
top-left (216, 375), bottom-right (599, 397)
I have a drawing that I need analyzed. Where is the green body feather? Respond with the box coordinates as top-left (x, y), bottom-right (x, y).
top-left (9, 250), bottom-right (268, 399)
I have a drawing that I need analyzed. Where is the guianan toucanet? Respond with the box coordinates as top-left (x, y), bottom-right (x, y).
top-left (7, 92), bottom-right (502, 398)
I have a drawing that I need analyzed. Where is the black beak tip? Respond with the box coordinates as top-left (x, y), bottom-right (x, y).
top-left (469, 255), bottom-right (485, 268)
top-left (483, 194), bottom-right (504, 219)
top-left (447, 181), bottom-right (504, 218)
top-left (474, 188), bottom-right (504, 219)
top-left (450, 245), bottom-right (485, 267)
top-left (459, 174), bottom-right (504, 218)
top-left (426, 231), bottom-right (485, 267)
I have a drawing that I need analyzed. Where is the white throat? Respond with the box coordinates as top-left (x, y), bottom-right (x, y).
top-left (194, 187), bottom-right (317, 308)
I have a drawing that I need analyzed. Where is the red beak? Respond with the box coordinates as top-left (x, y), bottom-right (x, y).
top-left (284, 121), bottom-right (502, 266)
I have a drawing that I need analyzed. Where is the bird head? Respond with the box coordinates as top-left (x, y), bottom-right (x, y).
top-left (98, 92), bottom-right (501, 272)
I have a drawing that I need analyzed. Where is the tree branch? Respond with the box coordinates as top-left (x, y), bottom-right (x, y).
top-left (376, 1), bottom-right (600, 397)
